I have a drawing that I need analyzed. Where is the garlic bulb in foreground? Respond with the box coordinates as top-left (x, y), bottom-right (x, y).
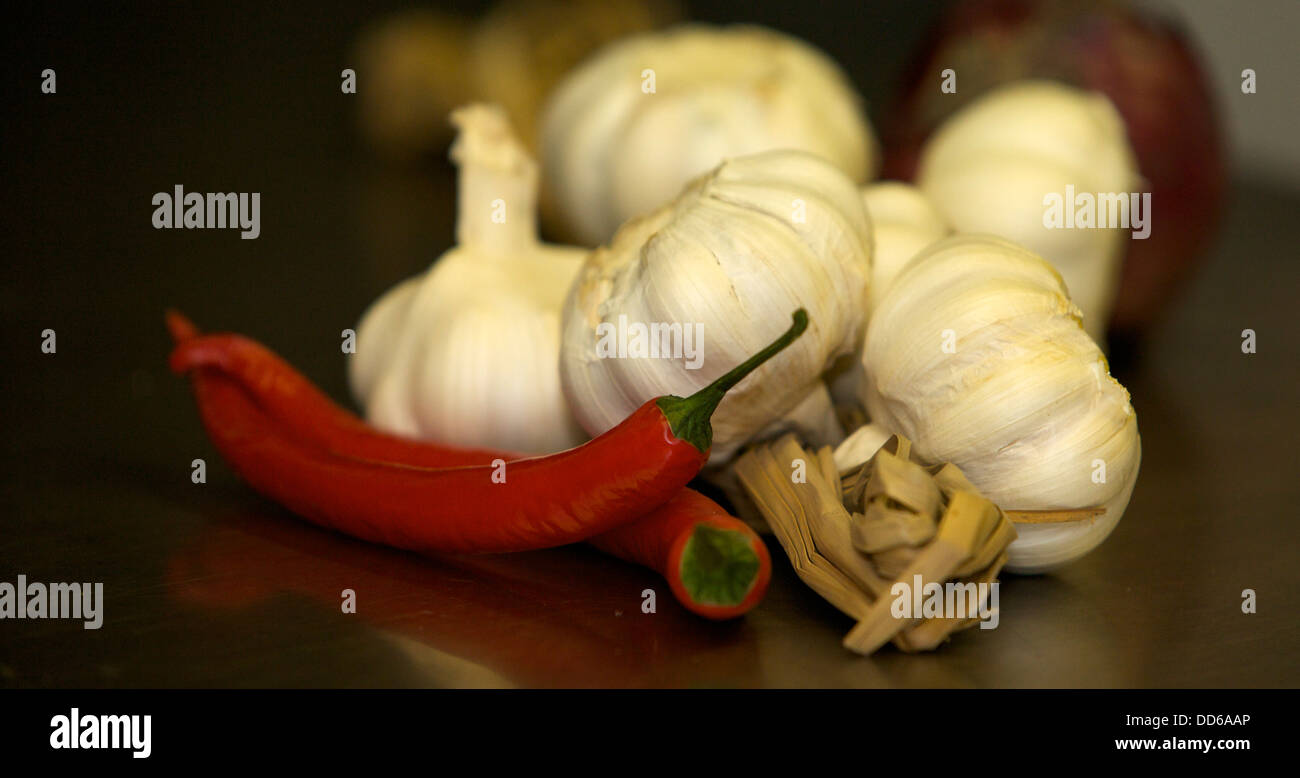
top-left (917, 81), bottom-right (1139, 342)
top-left (350, 105), bottom-right (588, 454)
top-left (561, 149), bottom-right (873, 464)
top-left (853, 234), bottom-right (1140, 573)
top-left (540, 24), bottom-right (878, 246)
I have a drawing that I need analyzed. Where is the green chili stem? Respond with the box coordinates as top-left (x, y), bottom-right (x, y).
top-left (657, 309), bottom-right (809, 454)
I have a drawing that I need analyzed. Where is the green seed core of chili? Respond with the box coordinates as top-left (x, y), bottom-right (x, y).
top-left (678, 525), bottom-right (761, 607)
top-left (656, 309), bottom-right (809, 454)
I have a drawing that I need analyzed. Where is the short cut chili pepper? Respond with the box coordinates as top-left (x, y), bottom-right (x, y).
top-left (589, 489), bottom-right (771, 619)
top-left (170, 309), bottom-right (808, 555)
top-left (167, 311), bottom-right (773, 617)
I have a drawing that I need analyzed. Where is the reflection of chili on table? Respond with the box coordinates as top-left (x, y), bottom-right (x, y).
top-left (165, 510), bottom-right (763, 688)
top-left (167, 310), bottom-right (786, 618)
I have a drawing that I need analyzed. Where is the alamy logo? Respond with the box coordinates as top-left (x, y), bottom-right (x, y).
top-left (1042, 184), bottom-right (1151, 239)
top-left (0, 575), bottom-right (103, 629)
top-left (890, 575), bottom-right (1000, 629)
top-left (50, 708), bottom-right (151, 759)
top-left (152, 185), bottom-right (260, 239)
top-left (595, 315), bottom-right (704, 369)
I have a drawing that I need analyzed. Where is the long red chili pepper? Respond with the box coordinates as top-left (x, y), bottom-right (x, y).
top-left (170, 309), bottom-right (808, 556)
top-left (168, 312), bottom-right (775, 617)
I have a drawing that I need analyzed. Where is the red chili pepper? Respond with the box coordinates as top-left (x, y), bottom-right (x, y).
top-left (168, 312), bottom-right (775, 617)
top-left (169, 308), bottom-right (808, 555)
top-left (590, 489), bottom-right (771, 620)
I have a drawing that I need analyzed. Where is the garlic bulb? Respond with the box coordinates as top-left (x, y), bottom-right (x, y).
top-left (849, 234), bottom-right (1140, 573)
top-left (560, 149), bottom-right (873, 464)
top-left (862, 182), bottom-right (950, 316)
top-left (916, 81), bottom-right (1139, 341)
top-left (350, 105), bottom-right (588, 454)
top-left (540, 24), bottom-right (878, 246)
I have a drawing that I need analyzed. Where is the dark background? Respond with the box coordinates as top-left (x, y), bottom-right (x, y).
top-left (2, 1), bottom-right (1297, 687)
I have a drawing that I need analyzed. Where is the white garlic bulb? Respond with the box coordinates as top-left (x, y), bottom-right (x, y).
top-left (917, 80), bottom-right (1139, 341)
top-left (862, 182), bottom-right (950, 316)
top-left (853, 233), bottom-right (1141, 573)
top-left (560, 149), bottom-right (873, 464)
top-left (540, 24), bottom-right (878, 246)
top-left (350, 104), bottom-right (588, 454)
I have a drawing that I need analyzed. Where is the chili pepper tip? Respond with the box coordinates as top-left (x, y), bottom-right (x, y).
top-left (165, 310), bottom-right (200, 345)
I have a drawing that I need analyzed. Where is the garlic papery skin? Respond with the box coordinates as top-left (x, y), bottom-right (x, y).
top-left (349, 104), bottom-right (588, 454)
top-left (858, 233), bottom-right (1140, 573)
top-left (916, 81), bottom-right (1139, 342)
top-left (560, 149), bottom-right (874, 464)
top-left (863, 182), bottom-right (950, 317)
top-left (539, 24), bottom-right (878, 246)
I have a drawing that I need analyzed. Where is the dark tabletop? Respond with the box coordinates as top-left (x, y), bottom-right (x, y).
top-left (3, 1), bottom-right (1298, 688)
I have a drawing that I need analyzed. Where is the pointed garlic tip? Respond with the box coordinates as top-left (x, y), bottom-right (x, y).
top-left (449, 104), bottom-right (535, 177)
top-left (449, 103), bottom-right (539, 249)
top-left (861, 233), bottom-right (1141, 572)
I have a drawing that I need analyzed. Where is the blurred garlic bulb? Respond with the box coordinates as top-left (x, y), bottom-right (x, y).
top-left (863, 182), bottom-right (949, 316)
top-left (845, 234), bottom-right (1141, 572)
top-left (540, 24), bottom-right (878, 246)
top-left (561, 150), bottom-right (873, 464)
top-left (350, 105), bottom-right (588, 454)
top-left (354, 9), bottom-right (474, 160)
top-left (917, 81), bottom-right (1139, 341)
top-left (354, 0), bottom-right (678, 158)
top-left (471, 0), bottom-right (681, 147)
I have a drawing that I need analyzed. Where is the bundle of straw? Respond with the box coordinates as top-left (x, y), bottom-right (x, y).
top-left (734, 434), bottom-right (1016, 655)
